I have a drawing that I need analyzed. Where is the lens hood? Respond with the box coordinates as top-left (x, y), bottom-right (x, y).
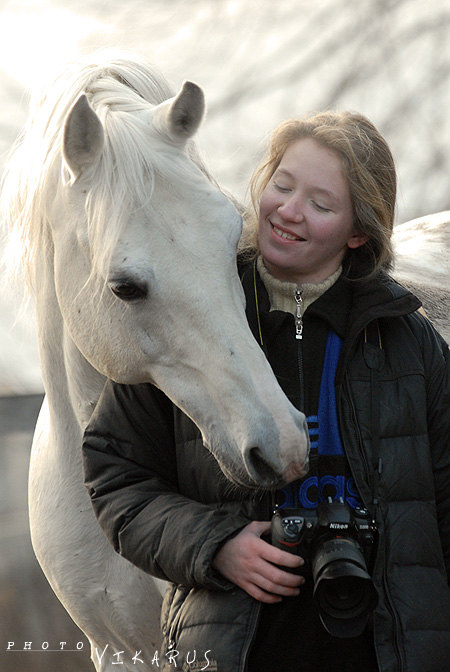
top-left (312, 539), bottom-right (378, 638)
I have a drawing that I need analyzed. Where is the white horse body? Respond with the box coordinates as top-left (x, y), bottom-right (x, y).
top-left (1, 56), bottom-right (310, 671)
top-left (392, 211), bottom-right (450, 344)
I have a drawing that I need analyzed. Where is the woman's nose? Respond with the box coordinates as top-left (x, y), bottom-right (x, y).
top-left (277, 196), bottom-right (304, 223)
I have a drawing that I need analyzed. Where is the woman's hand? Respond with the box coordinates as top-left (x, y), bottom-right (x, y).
top-left (212, 521), bottom-right (305, 604)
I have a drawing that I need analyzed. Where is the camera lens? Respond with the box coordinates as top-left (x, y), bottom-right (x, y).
top-left (317, 572), bottom-right (374, 615)
top-left (312, 538), bottom-right (378, 638)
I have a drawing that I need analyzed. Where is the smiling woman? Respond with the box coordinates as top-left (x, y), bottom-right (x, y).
top-left (207, 109), bottom-right (450, 672)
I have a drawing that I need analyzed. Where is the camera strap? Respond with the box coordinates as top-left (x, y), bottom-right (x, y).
top-left (251, 257), bottom-right (272, 360)
top-left (363, 320), bottom-right (385, 511)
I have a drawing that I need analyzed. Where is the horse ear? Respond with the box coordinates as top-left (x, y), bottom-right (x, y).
top-left (63, 94), bottom-right (104, 181)
top-left (152, 81), bottom-right (205, 142)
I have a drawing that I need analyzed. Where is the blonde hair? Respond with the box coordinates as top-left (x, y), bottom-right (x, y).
top-left (241, 111), bottom-right (396, 279)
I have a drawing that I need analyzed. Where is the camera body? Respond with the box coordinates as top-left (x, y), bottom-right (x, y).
top-left (271, 499), bottom-right (377, 567)
top-left (271, 498), bottom-right (378, 638)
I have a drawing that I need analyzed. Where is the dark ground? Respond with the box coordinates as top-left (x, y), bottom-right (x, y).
top-left (0, 394), bottom-right (91, 672)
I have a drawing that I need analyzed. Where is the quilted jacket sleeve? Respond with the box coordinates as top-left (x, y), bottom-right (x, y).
top-left (82, 380), bottom-right (252, 591)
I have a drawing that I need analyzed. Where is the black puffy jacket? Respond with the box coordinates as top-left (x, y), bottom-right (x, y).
top-left (83, 264), bottom-right (450, 672)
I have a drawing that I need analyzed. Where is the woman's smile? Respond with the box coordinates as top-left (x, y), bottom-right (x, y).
top-left (270, 221), bottom-right (306, 243)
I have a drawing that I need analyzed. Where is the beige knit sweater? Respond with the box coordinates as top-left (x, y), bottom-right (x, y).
top-left (256, 256), bottom-right (342, 315)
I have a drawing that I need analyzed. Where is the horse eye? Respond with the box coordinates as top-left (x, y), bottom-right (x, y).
top-left (110, 281), bottom-right (148, 302)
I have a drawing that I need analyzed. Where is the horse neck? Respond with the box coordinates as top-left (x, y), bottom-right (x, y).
top-left (34, 240), bottom-right (106, 437)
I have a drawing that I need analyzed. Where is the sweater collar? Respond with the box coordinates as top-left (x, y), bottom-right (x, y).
top-left (243, 257), bottom-right (350, 343)
top-left (256, 256), bottom-right (342, 315)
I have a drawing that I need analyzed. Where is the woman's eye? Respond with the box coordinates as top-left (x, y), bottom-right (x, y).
top-left (274, 182), bottom-right (291, 193)
top-left (312, 201), bottom-right (331, 213)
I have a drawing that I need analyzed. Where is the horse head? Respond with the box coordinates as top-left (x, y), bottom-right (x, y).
top-left (36, 63), bottom-right (309, 489)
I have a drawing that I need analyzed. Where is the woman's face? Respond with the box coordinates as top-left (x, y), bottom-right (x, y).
top-left (258, 137), bottom-right (367, 284)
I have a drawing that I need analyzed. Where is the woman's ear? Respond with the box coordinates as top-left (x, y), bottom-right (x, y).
top-left (347, 232), bottom-right (369, 249)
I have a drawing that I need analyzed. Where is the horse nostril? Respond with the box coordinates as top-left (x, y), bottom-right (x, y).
top-left (245, 446), bottom-right (279, 486)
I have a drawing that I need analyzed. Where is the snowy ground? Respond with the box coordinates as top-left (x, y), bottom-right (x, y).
top-left (0, 0), bottom-right (449, 394)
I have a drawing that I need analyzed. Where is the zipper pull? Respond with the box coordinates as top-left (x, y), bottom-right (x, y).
top-left (295, 288), bottom-right (303, 340)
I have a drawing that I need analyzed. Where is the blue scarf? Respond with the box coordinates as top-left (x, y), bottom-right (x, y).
top-left (277, 331), bottom-right (362, 511)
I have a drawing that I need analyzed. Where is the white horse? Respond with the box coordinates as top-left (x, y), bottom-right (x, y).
top-left (0, 55), bottom-right (309, 671)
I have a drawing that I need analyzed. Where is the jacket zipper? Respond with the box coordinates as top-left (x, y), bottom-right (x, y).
top-left (294, 288), bottom-right (303, 340)
top-left (294, 289), bottom-right (304, 411)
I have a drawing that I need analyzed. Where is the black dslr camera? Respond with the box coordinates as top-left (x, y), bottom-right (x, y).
top-left (271, 498), bottom-right (378, 638)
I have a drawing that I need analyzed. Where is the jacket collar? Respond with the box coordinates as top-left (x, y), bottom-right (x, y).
top-left (240, 257), bottom-right (421, 347)
top-left (344, 271), bottom-right (421, 340)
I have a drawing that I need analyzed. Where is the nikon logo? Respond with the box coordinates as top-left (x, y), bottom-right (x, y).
top-left (329, 523), bottom-right (349, 530)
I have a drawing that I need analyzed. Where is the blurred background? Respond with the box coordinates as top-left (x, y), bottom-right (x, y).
top-left (0, 0), bottom-right (449, 670)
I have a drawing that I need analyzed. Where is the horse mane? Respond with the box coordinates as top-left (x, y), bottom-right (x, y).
top-left (0, 52), bottom-right (214, 290)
